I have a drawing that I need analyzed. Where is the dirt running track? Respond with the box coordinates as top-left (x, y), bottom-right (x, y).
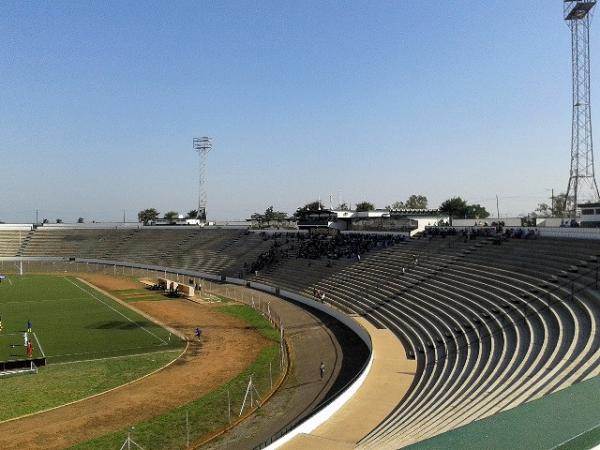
top-left (0, 299), bottom-right (268, 450)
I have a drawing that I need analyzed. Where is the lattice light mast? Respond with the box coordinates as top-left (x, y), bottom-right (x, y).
top-left (564, 1), bottom-right (600, 216)
top-left (193, 137), bottom-right (213, 222)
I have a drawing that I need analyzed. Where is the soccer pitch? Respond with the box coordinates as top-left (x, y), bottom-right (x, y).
top-left (0, 274), bottom-right (183, 364)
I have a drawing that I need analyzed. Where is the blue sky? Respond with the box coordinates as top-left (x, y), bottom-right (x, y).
top-left (0, 1), bottom-right (593, 222)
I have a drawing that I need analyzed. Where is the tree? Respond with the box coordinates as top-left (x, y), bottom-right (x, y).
top-left (336, 202), bottom-right (350, 211)
top-left (56, 218), bottom-right (63, 224)
top-left (464, 204), bottom-right (490, 219)
top-left (77, 217), bottom-right (84, 223)
top-left (164, 211), bottom-right (179, 222)
top-left (355, 201), bottom-right (375, 212)
top-left (295, 200), bottom-right (325, 217)
top-left (532, 193), bottom-right (570, 217)
top-left (264, 206), bottom-right (288, 224)
top-left (250, 212), bottom-right (265, 226)
top-left (299, 200), bottom-right (324, 211)
top-left (138, 208), bottom-right (160, 225)
top-left (186, 210), bottom-right (198, 219)
top-left (554, 193), bottom-right (571, 216)
top-left (535, 203), bottom-right (552, 218)
top-left (389, 201), bottom-right (405, 210)
top-left (405, 194), bottom-right (428, 209)
top-left (439, 197), bottom-right (468, 225)
top-left (264, 206), bottom-right (276, 223)
top-left (251, 206), bottom-right (288, 227)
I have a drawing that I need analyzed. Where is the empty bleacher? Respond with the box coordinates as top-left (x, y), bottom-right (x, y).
top-left (0, 226), bottom-right (33, 257)
top-left (251, 233), bottom-right (600, 448)
top-left (19, 227), bottom-right (272, 276)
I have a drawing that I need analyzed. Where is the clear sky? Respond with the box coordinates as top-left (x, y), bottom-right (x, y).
top-left (0, 1), bottom-right (595, 222)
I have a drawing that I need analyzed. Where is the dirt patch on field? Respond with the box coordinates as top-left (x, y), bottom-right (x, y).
top-left (0, 299), bottom-right (268, 450)
top-left (77, 273), bottom-right (142, 291)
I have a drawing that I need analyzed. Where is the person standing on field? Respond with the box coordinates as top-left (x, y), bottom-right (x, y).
top-left (26, 341), bottom-right (33, 358)
top-left (27, 319), bottom-right (32, 333)
top-left (23, 332), bottom-right (28, 348)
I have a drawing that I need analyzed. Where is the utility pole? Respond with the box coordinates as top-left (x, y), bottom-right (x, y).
top-left (496, 195), bottom-right (500, 220)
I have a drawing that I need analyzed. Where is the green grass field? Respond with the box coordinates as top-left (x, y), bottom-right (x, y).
top-left (0, 274), bottom-right (183, 364)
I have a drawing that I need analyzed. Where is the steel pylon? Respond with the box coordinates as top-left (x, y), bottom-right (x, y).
top-left (193, 137), bottom-right (212, 222)
top-left (564, 1), bottom-right (600, 215)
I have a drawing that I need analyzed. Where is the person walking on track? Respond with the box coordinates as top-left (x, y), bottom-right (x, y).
top-left (320, 361), bottom-right (325, 380)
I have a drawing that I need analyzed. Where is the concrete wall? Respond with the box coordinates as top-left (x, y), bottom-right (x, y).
top-left (536, 218), bottom-right (565, 227)
top-left (452, 218), bottom-right (522, 227)
top-left (40, 223), bottom-right (142, 230)
top-left (0, 224), bottom-right (33, 231)
top-left (527, 227), bottom-right (600, 240)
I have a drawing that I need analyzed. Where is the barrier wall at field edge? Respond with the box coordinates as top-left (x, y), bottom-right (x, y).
top-left (0, 256), bottom-right (374, 450)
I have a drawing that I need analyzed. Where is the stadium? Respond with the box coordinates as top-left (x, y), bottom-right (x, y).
top-left (3, 2), bottom-right (600, 450)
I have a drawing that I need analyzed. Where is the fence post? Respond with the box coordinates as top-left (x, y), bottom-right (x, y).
top-left (227, 389), bottom-right (231, 423)
top-left (186, 410), bottom-right (190, 447)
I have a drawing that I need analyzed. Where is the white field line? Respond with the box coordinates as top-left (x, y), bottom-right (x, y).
top-left (32, 332), bottom-right (45, 358)
top-left (1, 297), bottom-right (89, 305)
top-left (47, 343), bottom-right (172, 360)
top-left (5, 277), bottom-right (12, 286)
top-left (52, 348), bottom-right (181, 366)
top-left (64, 277), bottom-right (167, 345)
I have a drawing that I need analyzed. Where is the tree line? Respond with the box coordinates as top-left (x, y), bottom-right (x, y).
top-left (292, 195), bottom-right (491, 220)
top-left (137, 194), bottom-right (494, 226)
top-left (137, 208), bottom-right (201, 225)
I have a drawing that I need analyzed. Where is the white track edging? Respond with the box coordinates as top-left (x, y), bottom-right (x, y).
top-left (265, 348), bottom-right (374, 449)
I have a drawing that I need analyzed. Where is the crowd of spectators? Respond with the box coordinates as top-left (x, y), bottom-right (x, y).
top-left (424, 227), bottom-right (497, 239)
top-left (245, 232), bottom-right (406, 276)
top-left (295, 233), bottom-right (405, 260)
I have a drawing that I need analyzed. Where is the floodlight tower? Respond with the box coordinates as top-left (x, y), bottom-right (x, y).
top-left (564, 1), bottom-right (600, 216)
top-left (193, 137), bottom-right (213, 222)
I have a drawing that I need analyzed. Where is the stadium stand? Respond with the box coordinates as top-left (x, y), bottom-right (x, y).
top-left (252, 233), bottom-right (600, 448)
top-left (4, 226), bottom-right (600, 448)
top-left (0, 225), bottom-right (33, 257)
top-left (17, 227), bottom-right (272, 276)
